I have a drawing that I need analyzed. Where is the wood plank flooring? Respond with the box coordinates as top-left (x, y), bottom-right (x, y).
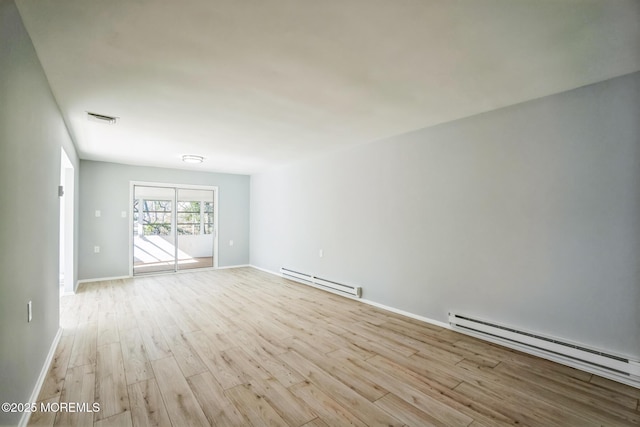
top-left (30, 268), bottom-right (640, 426)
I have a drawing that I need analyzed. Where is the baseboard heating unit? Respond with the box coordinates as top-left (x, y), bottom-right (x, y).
top-left (280, 267), bottom-right (362, 298)
top-left (449, 312), bottom-right (640, 388)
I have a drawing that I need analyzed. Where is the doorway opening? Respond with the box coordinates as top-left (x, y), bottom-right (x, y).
top-left (130, 182), bottom-right (218, 276)
top-left (59, 148), bottom-right (74, 295)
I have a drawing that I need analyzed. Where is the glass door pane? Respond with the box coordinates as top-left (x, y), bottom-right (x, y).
top-left (133, 185), bottom-right (177, 275)
top-left (176, 188), bottom-right (214, 271)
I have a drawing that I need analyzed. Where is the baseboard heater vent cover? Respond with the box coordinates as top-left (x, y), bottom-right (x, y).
top-left (280, 268), bottom-right (362, 298)
top-left (449, 312), bottom-right (640, 388)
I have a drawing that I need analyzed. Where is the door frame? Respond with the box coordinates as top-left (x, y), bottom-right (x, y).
top-left (59, 147), bottom-right (75, 294)
top-left (128, 180), bottom-right (219, 276)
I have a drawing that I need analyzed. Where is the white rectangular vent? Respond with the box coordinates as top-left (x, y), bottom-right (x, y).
top-left (87, 112), bottom-right (118, 125)
top-left (449, 312), bottom-right (640, 388)
top-left (280, 268), bottom-right (362, 298)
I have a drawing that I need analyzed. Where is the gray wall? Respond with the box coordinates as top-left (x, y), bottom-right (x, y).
top-left (251, 71), bottom-right (640, 358)
top-left (0, 1), bottom-right (80, 425)
top-left (79, 161), bottom-right (250, 280)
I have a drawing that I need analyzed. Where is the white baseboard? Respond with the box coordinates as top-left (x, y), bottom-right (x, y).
top-left (249, 264), bottom-right (278, 275)
top-left (359, 299), bottom-right (450, 329)
top-left (19, 327), bottom-right (62, 427)
top-left (248, 265), bottom-right (449, 330)
top-left (76, 275), bottom-right (131, 286)
top-left (217, 264), bottom-right (250, 270)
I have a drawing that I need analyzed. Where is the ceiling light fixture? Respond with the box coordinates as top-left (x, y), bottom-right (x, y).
top-left (182, 155), bottom-right (205, 164)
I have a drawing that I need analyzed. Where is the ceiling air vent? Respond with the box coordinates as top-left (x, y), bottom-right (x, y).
top-left (86, 112), bottom-right (118, 125)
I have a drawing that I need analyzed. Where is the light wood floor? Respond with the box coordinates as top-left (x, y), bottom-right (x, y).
top-left (30, 268), bottom-right (640, 426)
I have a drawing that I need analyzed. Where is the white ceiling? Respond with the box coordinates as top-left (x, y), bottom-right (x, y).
top-left (16, 0), bottom-right (640, 174)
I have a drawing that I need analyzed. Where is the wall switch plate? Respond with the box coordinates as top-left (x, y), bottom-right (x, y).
top-left (121, 211), bottom-right (127, 218)
top-left (27, 301), bottom-right (32, 322)
top-left (94, 246), bottom-right (100, 253)
top-left (229, 240), bottom-right (234, 246)
top-left (319, 249), bottom-right (323, 258)
top-left (95, 210), bottom-right (101, 217)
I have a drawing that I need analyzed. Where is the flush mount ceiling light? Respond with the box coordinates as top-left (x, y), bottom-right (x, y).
top-left (86, 111), bottom-right (118, 125)
top-left (182, 155), bottom-right (205, 164)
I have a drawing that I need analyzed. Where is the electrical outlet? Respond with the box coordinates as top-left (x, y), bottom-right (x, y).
top-left (229, 240), bottom-right (234, 246)
top-left (121, 211), bottom-right (127, 218)
top-left (94, 246), bottom-right (100, 253)
top-left (319, 249), bottom-right (323, 258)
top-left (27, 301), bottom-right (32, 322)
top-left (95, 210), bottom-right (101, 217)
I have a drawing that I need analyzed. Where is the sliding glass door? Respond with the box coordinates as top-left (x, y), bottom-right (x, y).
top-left (133, 185), bottom-right (176, 274)
top-left (176, 188), bottom-right (214, 271)
top-left (132, 183), bottom-right (217, 276)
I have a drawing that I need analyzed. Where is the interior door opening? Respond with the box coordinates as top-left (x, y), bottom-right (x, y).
top-left (59, 147), bottom-right (74, 295)
top-left (131, 183), bottom-right (218, 276)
